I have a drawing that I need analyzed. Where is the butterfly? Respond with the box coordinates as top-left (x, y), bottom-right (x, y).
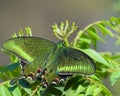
top-left (1, 36), bottom-right (96, 93)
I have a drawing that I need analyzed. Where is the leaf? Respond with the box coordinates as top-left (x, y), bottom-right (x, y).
top-left (93, 87), bottom-right (102, 96)
top-left (72, 79), bottom-right (85, 90)
top-left (0, 62), bottom-right (20, 73)
top-left (37, 89), bottom-right (41, 96)
top-left (79, 38), bottom-right (91, 44)
top-left (18, 79), bottom-right (31, 88)
top-left (90, 75), bottom-right (112, 96)
top-left (81, 81), bottom-right (90, 87)
top-left (110, 70), bottom-right (120, 86)
top-left (90, 75), bottom-right (102, 82)
top-left (22, 87), bottom-right (31, 95)
top-left (64, 75), bottom-right (82, 91)
top-left (97, 23), bottom-right (114, 37)
top-left (63, 89), bottom-right (76, 96)
top-left (110, 17), bottom-right (120, 25)
top-left (12, 87), bottom-right (21, 96)
top-left (46, 86), bottom-right (62, 96)
top-left (13, 79), bottom-right (31, 95)
top-left (75, 85), bottom-right (86, 95)
top-left (85, 85), bottom-right (97, 95)
top-left (88, 26), bottom-right (97, 32)
top-left (88, 30), bottom-right (106, 43)
top-left (79, 49), bottom-right (110, 67)
top-left (0, 86), bottom-right (12, 96)
top-left (101, 84), bottom-right (112, 96)
top-left (10, 54), bottom-right (19, 63)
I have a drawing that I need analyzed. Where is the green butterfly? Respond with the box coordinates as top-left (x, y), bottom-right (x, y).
top-left (2, 36), bottom-right (95, 83)
top-left (1, 36), bottom-right (96, 90)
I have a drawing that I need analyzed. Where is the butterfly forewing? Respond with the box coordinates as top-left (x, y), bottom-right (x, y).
top-left (56, 48), bottom-right (96, 75)
top-left (2, 37), bottom-right (55, 62)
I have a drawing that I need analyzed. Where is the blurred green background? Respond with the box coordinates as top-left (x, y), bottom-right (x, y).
top-left (0, 0), bottom-right (120, 96)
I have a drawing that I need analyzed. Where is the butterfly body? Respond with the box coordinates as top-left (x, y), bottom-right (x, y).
top-left (2, 36), bottom-right (95, 86)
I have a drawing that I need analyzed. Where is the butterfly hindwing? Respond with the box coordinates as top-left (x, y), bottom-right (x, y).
top-left (56, 47), bottom-right (96, 75)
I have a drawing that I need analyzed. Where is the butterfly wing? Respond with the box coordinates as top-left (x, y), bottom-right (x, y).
top-left (56, 47), bottom-right (96, 75)
top-left (2, 37), bottom-right (55, 63)
top-left (2, 37), bottom-right (56, 84)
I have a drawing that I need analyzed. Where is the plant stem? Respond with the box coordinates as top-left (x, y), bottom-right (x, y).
top-left (30, 85), bottom-right (40, 96)
top-left (0, 80), bottom-right (10, 86)
top-left (73, 21), bottom-right (104, 46)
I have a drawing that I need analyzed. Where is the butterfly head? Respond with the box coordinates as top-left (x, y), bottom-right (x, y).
top-left (56, 41), bottom-right (65, 49)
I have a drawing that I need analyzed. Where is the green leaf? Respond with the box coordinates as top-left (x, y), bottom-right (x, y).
top-left (23, 88), bottom-right (31, 95)
top-left (88, 30), bottom-right (106, 43)
top-left (79, 49), bottom-right (110, 67)
top-left (97, 23), bottom-right (114, 37)
top-left (63, 89), bottom-right (76, 96)
top-left (37, 89), bottom-right (41, 96)
top-left (90, 75), bottom-right (112, 96)
top-left (85, 85), bottom-right (97, 95)
top-left (90, 75), bottom-right (102, 82)
top-left (75, 85), bottom-right (86, 95)
top-left (93, 87), bottom-right (102, 96)
top-left (64, 75), bottom-right (82, 91)
top-left (79, 38), bottom-right (91, 44)
top-left (101, 84), bottom-right (112, 96)
top-left (18, 79), bottom-right (31, 88)
top-left (12, 87), bottom-right (21, 96)
top-left (88, 26), bottom-right (97, 32)
top-left (46, 86), bottom-right (62, 96)
top-left (110, 70), bottom-right (120, 86)
top-left (81, 81), bottom-right (90, 87)
top-left (72, 79), bottom-right (85, 90)
top-left (0, 86), bottom-right (12, 96)
top-left (0, 62), bottom-right (20, 73)
top-left (110, 17), bottom-right (120, 25)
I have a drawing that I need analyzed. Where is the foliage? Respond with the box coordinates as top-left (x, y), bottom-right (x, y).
top-left (0, 17), bottom-right (120, 96)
